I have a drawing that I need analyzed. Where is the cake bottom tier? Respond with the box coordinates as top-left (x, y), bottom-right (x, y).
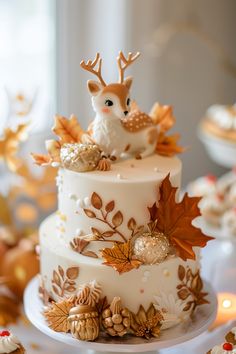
top-left (40, 214), bottom-right (203, 329)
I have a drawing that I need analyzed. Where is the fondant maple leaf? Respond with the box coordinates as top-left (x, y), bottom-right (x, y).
top-left (101, 240), bottom-right (142, 274)
top-left (44, 299), bottom-right (74, 332)
top-left (148, 174), bottom-right (214, 261)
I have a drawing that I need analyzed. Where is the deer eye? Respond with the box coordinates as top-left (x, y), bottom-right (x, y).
top-left (127, 98), bottom-right (130, 105)
top-left (105, 99), bottom-right (113, 106)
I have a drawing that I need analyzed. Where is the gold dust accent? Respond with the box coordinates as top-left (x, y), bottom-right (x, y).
top-left (177, 265), bottom-right (209, 312)
top-left (130, 304), bottom-right (163, 339)
top-left (163, 269), bottom-right (170, 277)
top-left (60, 143), bottom-right (101, 172)
top-left (102, 297), bottom-right (131, 337)
top-left (121, 110), bottom-right (153, 133)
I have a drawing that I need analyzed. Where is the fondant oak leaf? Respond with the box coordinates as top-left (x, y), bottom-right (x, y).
top-left (101, 240), bottom-right (142, 274)
top-left (52, 114), bottom-right (84, 144)
top-left (0, 124), bottom-right (28, 171)
top-left (148, 174), bottom-right (214, 261)
top-left (44, 299), bottom-right (74, 332)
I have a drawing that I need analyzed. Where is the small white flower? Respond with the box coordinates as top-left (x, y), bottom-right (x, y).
top-left (154, 292), bottom-right (192, 329)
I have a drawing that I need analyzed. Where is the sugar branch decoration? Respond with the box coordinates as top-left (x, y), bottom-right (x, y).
top-left (83, 192), bottom-right (143, 243)
top-left (51, 266), bottom-right (79, 298)
top-left (177, 265), bottom-right (209, 311)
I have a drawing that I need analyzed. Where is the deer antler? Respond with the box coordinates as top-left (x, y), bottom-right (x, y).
top-left (80, 53), bottom-right (106, 86)
top-left (117, 51), bottom-right (140, 83)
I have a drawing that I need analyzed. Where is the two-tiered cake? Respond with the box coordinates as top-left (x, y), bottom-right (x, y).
top-left (35, 52), bottom-right (213, 341)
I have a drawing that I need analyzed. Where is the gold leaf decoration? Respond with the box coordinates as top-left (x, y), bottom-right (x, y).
top-left (91, 192), bottom-right (103, 209)
top-left (127, 217), bottom-right (136, 230)
top-left (82, 250), bottom-right (98, 258)
top-left (148, 174), bottom-right (214, 261)
top-left (156, 133), bottom-right (185, 157)
top-left (84, 209), bottom-right (96, 218)
top-left (177, 265), bottom-right (209, 311)
top-left (112, 211), bottom-right (123, 227)
top-left (44, 299), bottom-right (74, 332)
top-left (0, 124), bottom-right (28, 172)
top-left (70, 237), bottom-right (89, 253)
top-left (83, 193), bottom-right (143, 244)
top-left (130, 304), bottom-right (163, 339)
top-left (105, 201), bottom-right (115, 213)
top-left (66, 267), bottom-right (79, 280)
top-left (101, 240), bottom-right (142, 274)
top-left (52, 114), bottom-right (84, 144)
top-left (51, 265), bottom-right (79, 298)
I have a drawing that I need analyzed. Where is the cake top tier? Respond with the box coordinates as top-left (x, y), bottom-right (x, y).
top-left (32, 51), bottom-right (184, 172)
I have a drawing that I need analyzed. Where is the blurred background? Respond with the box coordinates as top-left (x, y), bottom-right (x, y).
top-left (0, 1), bottom-right (236, 352)
top-left (1, 0), bottom-right (236, 184)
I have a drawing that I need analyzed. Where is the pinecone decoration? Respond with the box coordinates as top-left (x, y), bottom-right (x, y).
top-left (68, 281), bottom-right (101, 341)
top-left (101, 297), bottom-right (130, 337)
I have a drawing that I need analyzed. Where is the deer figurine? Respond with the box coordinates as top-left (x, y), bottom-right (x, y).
top-left (80, 52), bottom-right (158, 160)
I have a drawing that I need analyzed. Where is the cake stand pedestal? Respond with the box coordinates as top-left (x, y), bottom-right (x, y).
top-left (24, 277), bottom-right (217, 354)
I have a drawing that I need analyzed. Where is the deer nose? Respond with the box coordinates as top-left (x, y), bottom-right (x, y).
top-left (124, 111), bottom-right (128, 116)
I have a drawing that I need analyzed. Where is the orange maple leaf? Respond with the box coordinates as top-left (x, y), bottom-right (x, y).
top-left (52, 114), bottom-right (84, 144)
top-left (101, 240), bottom-right (142, 274)
top-left (148, 174), bottom-right (214, 261)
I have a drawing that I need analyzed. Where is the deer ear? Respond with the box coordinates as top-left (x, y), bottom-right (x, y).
top-left (123, 76), bottom-right (133, 90)
top-left (87, 80), bottom-right (103, 96)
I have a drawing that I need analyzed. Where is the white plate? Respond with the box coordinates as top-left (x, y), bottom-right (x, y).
top-left (198, 128), bottom-right (236, 168)
top-left (24, 276), bottom-right (217, 353)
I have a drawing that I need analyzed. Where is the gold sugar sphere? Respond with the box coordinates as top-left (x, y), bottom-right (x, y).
top-left (133, 231), bottom-right (170, 265)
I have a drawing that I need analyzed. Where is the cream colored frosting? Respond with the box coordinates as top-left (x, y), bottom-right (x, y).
top-left (222, 209), bottom-right (236, 236)
top-left (207, 104), bottom-right (236, 130)
top-left (0, 334), bottom-right (20, 354)
top-left (56, 154), bottom-right (182, 248)
top-left (211, 344), bottom-right (236, 354)
top-left (40, 213), bottom-right (201, 317)
top-left (187, 175), bottom-right (217, 197)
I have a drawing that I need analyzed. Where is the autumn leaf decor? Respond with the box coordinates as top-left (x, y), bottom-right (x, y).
top-left (51, 266), bottom-right (79, 298)
top-left (148, 174), bottom-right (214, 261)
top-left (101, 240), bottom-right (142, 274)
top-left (44, 299), bottom-right (74, 332)
top-left (32, 114), bottom-right (84, 166)
top-left (177, 265), bottom-right (209, 311)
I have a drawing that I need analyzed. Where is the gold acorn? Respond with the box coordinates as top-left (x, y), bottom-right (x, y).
top-left (68, 281), bottom-right (101, 341)
top-left (68, 304), bottom-right (99, 341)
top-left (101, 297), bottom-right (131, 337)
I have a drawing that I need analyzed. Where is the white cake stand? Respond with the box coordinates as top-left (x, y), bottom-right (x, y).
top-left (24, 277), bottom-right (217, 354)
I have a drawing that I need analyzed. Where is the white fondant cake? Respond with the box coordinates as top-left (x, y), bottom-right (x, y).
top-left (56, 154), bottom-right (182, 249)
top-left (37, 51), bottom-right (212, 342)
